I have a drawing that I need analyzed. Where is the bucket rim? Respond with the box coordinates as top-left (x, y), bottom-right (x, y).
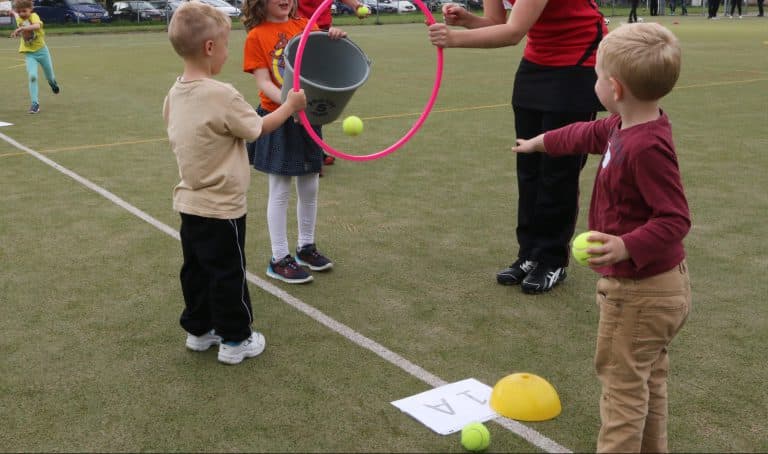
top-left (283, 31), bottom-right (371, 93)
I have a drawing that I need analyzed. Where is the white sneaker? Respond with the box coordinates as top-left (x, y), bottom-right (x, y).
top-left (218, 332), bottom-right (266, 365)
top-left (185, 330), bottom-right (222, 351)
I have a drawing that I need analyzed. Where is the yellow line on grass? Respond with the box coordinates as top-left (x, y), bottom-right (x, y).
top-left (0, 77), bottom-right (764, 158)
top-left (676, 77), bottom-right (768, 90)
top-left (0, 137), bottom-right (168, 158)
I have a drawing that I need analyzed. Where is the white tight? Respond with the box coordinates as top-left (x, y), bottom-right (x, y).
top-left (267, 173), bottom-right (319, 260)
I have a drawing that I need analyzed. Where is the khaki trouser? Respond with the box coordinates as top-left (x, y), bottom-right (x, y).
top-left (595, 261), bottom-right (691, 453)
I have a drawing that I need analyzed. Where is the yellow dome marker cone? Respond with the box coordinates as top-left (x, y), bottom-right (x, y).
top-left (490, 373), bottom-right (562, 421)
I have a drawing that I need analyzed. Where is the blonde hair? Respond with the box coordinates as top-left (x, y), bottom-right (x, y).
top-left (13, 0), bottom-right (34, 10)
top-left (241, 0), bottom-right (297, 31)
top-left (597, 22), bottom-right (681, 101)
top-left (168, 1), bottom-right (231, 58)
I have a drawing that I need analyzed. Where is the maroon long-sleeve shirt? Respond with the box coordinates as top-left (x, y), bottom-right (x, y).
top-left (543, 112), bottom-right (690, 279)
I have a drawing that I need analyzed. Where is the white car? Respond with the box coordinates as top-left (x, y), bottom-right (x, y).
top-left (197, 0), bottom-right (240, 17)
top-left (377, 0), bottom-right (415, 13)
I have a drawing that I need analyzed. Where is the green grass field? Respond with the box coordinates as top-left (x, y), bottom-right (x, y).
top-left (1, 14), bottom-right (767, 452)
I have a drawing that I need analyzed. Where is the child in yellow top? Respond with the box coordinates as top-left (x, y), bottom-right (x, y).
top-left (164, 1), bottom-right (307, 365)
top-left (10, 0), bottom-right (60, 114)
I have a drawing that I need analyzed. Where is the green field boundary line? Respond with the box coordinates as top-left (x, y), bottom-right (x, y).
top-left (0, 129), bottom-right (573, 454)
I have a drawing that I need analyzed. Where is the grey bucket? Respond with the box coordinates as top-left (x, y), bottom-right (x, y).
top-left (280, 31), bottom-right (371, 125)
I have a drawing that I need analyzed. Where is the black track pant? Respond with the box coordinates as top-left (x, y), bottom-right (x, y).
top-left (629, 0), bottom-right (639, 22)
top-left (730, 0), bottom-right (742, 15)
top-left (513, 108), bottom-right (594, 268)
top-left (179, 213), bottom-right (252, 343)
top-left (708, 0), bottom-right (720, 17)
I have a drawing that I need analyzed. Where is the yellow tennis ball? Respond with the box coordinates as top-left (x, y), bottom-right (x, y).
top-left (342, 115), bottom-right (363, 136)
top-left (460, 422), bottom-right (490, 452)
top-left (572, 231), bottom-right (603, 266)
top-left (356, 5), bottom-right (370, 17)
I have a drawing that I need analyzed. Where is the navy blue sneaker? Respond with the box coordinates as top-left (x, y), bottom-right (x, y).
top-left (28, 102), bottom-right (40, 114)
top-left (295, 243), bottom-right (333, 271)
top-left (49, 80), bottom-right (60, 94)
top-left (267, 255), bottom-right (313, 284)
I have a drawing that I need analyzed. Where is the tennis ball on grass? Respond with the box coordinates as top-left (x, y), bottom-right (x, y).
top-left (461, 422), bottom-right (490, 452)
top-left (356, 5), bottom-right (370, 17)
top-left (342, 115), bottom-right (363, 136)
top-left (572, 231), bottom-right (603, 266)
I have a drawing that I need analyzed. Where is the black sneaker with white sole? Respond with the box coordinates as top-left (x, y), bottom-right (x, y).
top-left (497, 258), bottom-right (537, 285)
top-left (521, 264), bottom-right (567, 294)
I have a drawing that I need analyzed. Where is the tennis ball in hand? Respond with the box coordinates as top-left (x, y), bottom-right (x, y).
top-left (356, 5), bottom-right (370, 17)
top-left (460, 422), bottom-right (490, 452)
top-left (572, 231), bottom-right (603, 266)
top-left (342, 115), bottom-right (363, 136)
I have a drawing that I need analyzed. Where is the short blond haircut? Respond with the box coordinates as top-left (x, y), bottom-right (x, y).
top-left (168, 1), bottom-right (231, 58)
top-left (597, 22), bottom-right (681, 101)
top-left (13, 0), bottom-right (34, 10)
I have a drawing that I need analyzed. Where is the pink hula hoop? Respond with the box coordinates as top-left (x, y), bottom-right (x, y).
top-left (292, 0), bottom-right (443, 162)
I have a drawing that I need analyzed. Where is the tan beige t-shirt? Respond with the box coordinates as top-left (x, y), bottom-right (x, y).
top-left (163, 78), bottom-right (263, 219)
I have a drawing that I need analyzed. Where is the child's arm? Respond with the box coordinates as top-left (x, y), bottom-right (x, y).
top-left (10, 20), bottom-right (41, 38)
top-left (251, 68), bottom-right (281, 105)
top-left (260, 89), bottom-right (307, 134)
top-left (429, 0), bottom-right (546, 48)
top-left (511, 134), bottom-right (546, 154)
top-left (512, 116), bottom-right (619, 157)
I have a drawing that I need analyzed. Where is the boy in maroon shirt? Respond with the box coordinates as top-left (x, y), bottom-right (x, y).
top-left (513, 23), bottom-right (691, 453)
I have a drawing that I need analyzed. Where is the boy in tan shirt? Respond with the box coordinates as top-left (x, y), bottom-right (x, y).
top-left (163, 1), bottom-right (306, 365)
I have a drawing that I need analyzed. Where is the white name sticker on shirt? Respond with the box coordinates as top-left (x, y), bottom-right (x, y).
top-left (602, 144), bottom-right (611, 169)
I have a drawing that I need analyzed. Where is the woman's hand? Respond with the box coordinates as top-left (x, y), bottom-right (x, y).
top-left (428, 22), bottom-right (453, 48)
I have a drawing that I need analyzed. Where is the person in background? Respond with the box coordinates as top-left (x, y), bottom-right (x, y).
top-left (669, 0), bottom-right (687, 15)
top-left (429, 0), bottom-right (607, 295)
top-left (708, 0), bottom-right (721, 19)
top-left (629, 0), bottom-right (640, 23)
top-left (10, 0), bottom-right (60, 114)
top-left (727, 0), bottom-right (742, 18)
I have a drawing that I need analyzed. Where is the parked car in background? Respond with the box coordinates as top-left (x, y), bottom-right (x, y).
top-left (362, 0), bottom-right (397, 13)
top-left (148, 0), bottom-right (182, 17)
top-left (197, 0), bottom-right (240, 17)
top-left (112, 0), bottom-right (163, 21)
top-left (378, 0), bottom-right (415, 12)
top-left (331, 0), bottom-right (354, 15)
top-left (33, 0), bottom-right (111, 23)
top-left (0, 0), bottom-right (15, 27)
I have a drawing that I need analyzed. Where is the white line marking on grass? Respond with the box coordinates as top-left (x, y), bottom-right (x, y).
top-left (0, 131), bottom-right (571, 454)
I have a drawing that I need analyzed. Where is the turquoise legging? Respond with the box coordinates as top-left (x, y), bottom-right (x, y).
top-left (24, 46), bottom-right (56, 104)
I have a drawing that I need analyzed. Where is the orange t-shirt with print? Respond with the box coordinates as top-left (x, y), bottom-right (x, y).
top-left (243, 18), bottom-right (319, 112)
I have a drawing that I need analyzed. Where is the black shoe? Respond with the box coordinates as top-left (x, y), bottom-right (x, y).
top-left (496, 258), bottom-right (537, 286)
top-left (521, 264), bottom-right (566, 294)
top-left (49, 80), bottom-right (60, 94)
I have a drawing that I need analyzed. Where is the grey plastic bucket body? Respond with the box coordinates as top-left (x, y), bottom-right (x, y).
top-left (280, 31), bottom-right (370, 125)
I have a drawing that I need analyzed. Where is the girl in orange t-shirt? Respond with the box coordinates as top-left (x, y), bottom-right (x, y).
top-left (242, 0), bottom-right (345, 284)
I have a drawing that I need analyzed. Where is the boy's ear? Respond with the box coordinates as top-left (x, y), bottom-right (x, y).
top-left (609, 76), bottom-right (623, 102)
top-left (204, 39), bottom-right (214, 56)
